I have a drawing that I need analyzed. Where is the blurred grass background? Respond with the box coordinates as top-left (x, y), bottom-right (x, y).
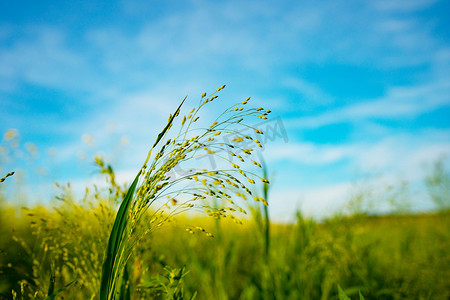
top-left (1, 182), bottom-right (449, 299)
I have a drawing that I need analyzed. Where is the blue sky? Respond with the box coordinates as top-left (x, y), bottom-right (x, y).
top-left (1, 0), bottom-right (449, 220)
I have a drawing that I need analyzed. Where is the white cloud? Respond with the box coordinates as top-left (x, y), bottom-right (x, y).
top-left (0, 26), bottom-right (94, 90)
top-left (266, 131), bottom-right (450, 220)
top-left (282, 77), bottom-right (335, 107)
top-left (264, 130), bottom-right (450, 182)
top-left (1, 0), bottom-right (447, 99)
top-left (287, 79), bottom-right (450, 129)
top-left (264, 142), bottom-right (353, 165)
top-left (269, 183), bottom-right (351, 221)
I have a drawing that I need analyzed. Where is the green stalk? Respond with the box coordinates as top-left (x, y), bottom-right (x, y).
top-left (100, 172), bottom-right (141, 300)
top-left (260, 156), bottom-right (270, 259)
top-left (100, 99), bottom-right (185, 300)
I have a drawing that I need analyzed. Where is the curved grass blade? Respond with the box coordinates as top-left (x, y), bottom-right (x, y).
top-left (142, 96), bottom-right (186, 167)
top-left (119, 266), bottom-right (131, 300)
top-left (47, 268), bottom-right (55, 297)
top-left (259, 155), bottom-right (270, 259)
top-left (338, 285), bottom-right (351, 300)
top-left (153, 96), bottom-right (186, 149)
top-left (100, 172), bottom-right (141, 300)
top-left (45, 279), bottom-right (76, 300)
top-left (359, 291), bottom-right (365, 300)
top-left (100, 97), bottom-right (186, 300)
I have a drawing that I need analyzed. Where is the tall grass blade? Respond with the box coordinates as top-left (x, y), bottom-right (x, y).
top-left (100, 172), bottom-right (140, 300)
top-left (47, 268), bottom-right (55, 297)
top-left (119, 266), bottom-right (131, 300)
top-left (45, 279), bottom-right (76, 300)
top-left (152, 96), bottom-right (186, 149)
top-left (259, 155), bottom-right (270, 259)
top-left (100, 97), bottom-right (185, 300)
top-left (338, 285), bottom-right (351, 300)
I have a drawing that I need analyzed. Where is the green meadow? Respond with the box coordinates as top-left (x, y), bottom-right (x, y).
top-left (1, 197), bottom-right (449, 299)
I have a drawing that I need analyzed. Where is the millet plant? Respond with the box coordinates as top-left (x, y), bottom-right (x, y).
top-left (100, 85), bottom-right (271, 299)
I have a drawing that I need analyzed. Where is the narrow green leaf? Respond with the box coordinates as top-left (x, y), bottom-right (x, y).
top-left (259, 154), bottom-right (270, 259)
top-left (152, 96), bottom-right (186, 149)
top-left (119, 266), bottom-right (131, 300)
top-left (100, 96), bottom-right (187, 300)
top-left (338, 285), bottom-right (351, 300)
top-left (47, 266), bottom-right (56, 298)
top-left (359, 291), bottom-right (365, 300)
top-left (45, 280), bottom-right (76, 300)
top-left (190, 291), bottom-right (198, 300)
top-left (100, 96), bottom-right (186, 299)
top-left (100, 171), bottom-right (141, 300)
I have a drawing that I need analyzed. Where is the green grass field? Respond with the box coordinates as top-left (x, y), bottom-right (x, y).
top-left (1, 201), bottom-right (449, 299)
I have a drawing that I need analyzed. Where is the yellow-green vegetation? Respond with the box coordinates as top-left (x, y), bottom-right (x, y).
top-left (1, 199), bottom-right (449, 299)
top-left (1, 87), bottom-right (449, 299)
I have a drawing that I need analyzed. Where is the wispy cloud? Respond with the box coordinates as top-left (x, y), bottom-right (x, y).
top-left (268, 183), bottom-right (351, 221)
top-left (288, 79), bottom-right (450, 129)
top-left (282, 78), bottom-right (335, 107)
top-left (0, 26), bottom-right (93, 90)
top-left (1, 0), bottom-right (447, 97)
top-left (264, 129), bottom-right (450, 181)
